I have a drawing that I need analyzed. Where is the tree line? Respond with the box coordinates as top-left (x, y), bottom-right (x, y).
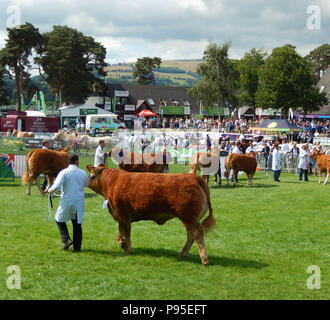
top-left (0, 21), bottom-right (329, 117)
top-left (189, 42), bottom-right (328, 117)
top-left (0, 22), bottom-right (107, 111)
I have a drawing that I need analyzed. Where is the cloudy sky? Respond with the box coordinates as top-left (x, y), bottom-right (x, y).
top-left (0, 0), bottom-right (329, 64)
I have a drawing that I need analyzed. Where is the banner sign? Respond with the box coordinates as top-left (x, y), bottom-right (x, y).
top-left (115, 91), bottom-right (129, 97)
top-left (160, 106), bottom-right (190, 115)
top-left (80, 109), bottom-right (98, 116)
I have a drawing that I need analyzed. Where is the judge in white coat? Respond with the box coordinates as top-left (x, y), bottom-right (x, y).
top-left (298, 144), bottom-right (309, 182)
top-left (48, 154), bottom-right (90, 251)
top-left (272, 143), bottom-right (282, 182)
top-left (94, 140), bottom-right (108, 167)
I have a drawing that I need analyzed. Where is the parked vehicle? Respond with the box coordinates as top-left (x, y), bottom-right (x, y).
top-left (85, 114), bottom-right (126, 132)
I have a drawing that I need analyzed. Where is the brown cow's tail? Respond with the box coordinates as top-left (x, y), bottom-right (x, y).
top-left (225, 152), bottom-right (233, 170)
top-left (22, 150), bottom-right (34, 185)
top-left (198, 178), bottom-right (216, 234)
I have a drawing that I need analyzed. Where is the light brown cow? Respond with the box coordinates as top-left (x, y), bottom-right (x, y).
top-left (224, 152), bottom-right (257, 187)
top-left (309, 149), bottom-right (330, 185)
top-left (22, 146), bottom-right (70, 195)
top-left (189, 148), bottom-right (221, 185)
top-left (87, 165), bottom-right (216, 265)
top-left (110, 147), bottom-right (172, 173)
top-left (12, 129), bottom-right (35, 138)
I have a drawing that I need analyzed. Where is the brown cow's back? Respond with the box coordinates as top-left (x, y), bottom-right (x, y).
top-left (102, 170), bottom-right (206, 221)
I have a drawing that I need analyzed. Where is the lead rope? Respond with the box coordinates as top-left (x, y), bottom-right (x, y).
top-left (48, 193), bottom-right (53, 221)
top-left (47, 191), bottom-right (61, 221)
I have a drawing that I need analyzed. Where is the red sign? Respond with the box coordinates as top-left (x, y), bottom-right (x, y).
top-left (24, 117), bottom-right (59, 132)
top-left (1, 118), bottom-right (17, 130)
top-left (0, 116), bottom-right (59, 133)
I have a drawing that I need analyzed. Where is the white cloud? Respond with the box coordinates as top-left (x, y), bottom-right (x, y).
top-left (178, 0), bottom-right (208, 12)
top-left (0, 30), bottom-right (7, 49)
top-left (0, 0), bottom-right (328, 62)
top-left (153, 39), bottom-right (209, 60)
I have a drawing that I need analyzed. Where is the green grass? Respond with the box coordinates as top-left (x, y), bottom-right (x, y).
top-left (0, 158), bottom-right (329, 300)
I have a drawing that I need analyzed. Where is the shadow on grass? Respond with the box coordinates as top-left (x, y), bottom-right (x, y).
top-left (209, 184), bottom-right (278, 189)
top-left (83, 247), bottom-right (268, 269)
top-left (85, 193), bottom-right (99, 198)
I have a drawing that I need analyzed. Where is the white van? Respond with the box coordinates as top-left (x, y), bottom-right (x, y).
top-left (85, 114), bottom-right (126, 131)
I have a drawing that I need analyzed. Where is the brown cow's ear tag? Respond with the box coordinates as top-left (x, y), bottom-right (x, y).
top-left (103, 199), bottom-right (108, 209)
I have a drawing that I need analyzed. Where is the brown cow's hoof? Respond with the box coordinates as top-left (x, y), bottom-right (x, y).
top-left (119, 240), bottom-right (126, 249)
top-left (202, 260), bottom-right (209, 266)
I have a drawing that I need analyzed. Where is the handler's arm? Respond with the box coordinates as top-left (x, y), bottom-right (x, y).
top-left (48, 171), bottom-right (65, 193)
top-left (83, 172), bottom-right (90, 188)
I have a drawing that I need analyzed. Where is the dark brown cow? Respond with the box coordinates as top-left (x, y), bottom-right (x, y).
top-left (86, 165), bottom-right (216, 265)
top-left (309, 149), bottom-right (330, 185)
top-left (22, 147), bottom-right (70, 195)
top-left (110, 147), bottom-right (171, 173)
top-left (189, 148), bottom-right (221, 185)
top-left (224, 152), bottom-right (257, 187)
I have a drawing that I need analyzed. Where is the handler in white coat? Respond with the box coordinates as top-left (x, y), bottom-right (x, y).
top-left (298, 144), bottom-right (309, 182)
top-left (48, 154), bottom-right (90, 251)
top-left (272, 143), bottom-right (282, 182)
top-left (94, 140), bottom-right (108, 167)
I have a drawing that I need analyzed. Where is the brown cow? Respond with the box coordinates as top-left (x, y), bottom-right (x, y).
top-left (86, 165), bottom-right (216, 265)
top-left (22, 146), bottom-right (70, 195)
top-left (309, 150), bottom-right (330, 185)
top-left (110, 147), bottom-right (171, 173)
top-left (189, 148), bottom-right (221, 185)
top-left (224, 152), bottom-right (257, 187)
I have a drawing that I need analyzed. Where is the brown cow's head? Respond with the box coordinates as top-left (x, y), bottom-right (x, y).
top-left (310, 149), bottom-right (323, 159)
top-left (86, 165), bottom-right (107, 195)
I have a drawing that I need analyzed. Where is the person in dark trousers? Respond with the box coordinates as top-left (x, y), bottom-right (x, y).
top-left (272, 143), bottom-right (282, 182)
top-left (47, 154), bottom-right (90, 251)
top-left (298, 144), bottom-right (309, 182)
top-left (261, 143), bottom-right (270, 171)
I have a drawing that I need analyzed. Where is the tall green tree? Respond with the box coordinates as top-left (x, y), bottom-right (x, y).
top-left (237, 48), bottom-right (267, 117)
top-left (0, 22), bottom-right (42, 111)
top-left (255, 44), bottom-right (328, 115)
top-left (0, 62), bottom-right (10, 105)
top-left (188, 42), bottom-right (239, 115)
top-left (305, 44), bottom-right (330, 81)
top-left (35, 25), bottom-right (106, 106)
top-left (132, 57), bottom-right (162, 85)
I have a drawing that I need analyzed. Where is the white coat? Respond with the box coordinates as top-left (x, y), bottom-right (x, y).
top-left (48, 165), bottom-right (90, 224)
top-left (232, 146), bottom-right (242, 154)
top-left (94, 145), bottom-right (106, 167)
top-left (272, 148), bottom-right (282, 171)
top-left (298, 149), bottom-right (309, 170)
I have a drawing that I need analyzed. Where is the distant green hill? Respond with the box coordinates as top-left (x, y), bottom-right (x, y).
top-left (104, 59), bottom-right (203, 87)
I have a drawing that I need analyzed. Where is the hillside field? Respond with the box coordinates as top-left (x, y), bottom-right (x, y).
top-left (104, 59), bottom-right (203, 86)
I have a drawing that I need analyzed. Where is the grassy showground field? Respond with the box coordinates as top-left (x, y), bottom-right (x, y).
top-left (0, 157), bottom-right (329, 300)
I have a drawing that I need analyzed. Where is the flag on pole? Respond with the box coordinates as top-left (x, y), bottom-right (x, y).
top-left (20, 94), bottom-right (25, 112)
top-left (289, 108), bottom-right (294, 120)
top-left (258, 108), bottom-right (262, 121)
top-left (39, 91), bottom-right (47, 115)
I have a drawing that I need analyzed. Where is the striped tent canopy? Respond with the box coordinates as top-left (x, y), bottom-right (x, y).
top-left (249, 119), bottom-right (303, 132)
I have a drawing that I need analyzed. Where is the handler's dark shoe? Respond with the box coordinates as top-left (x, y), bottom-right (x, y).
top-left (62, 239), bottom-right (73, 250)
